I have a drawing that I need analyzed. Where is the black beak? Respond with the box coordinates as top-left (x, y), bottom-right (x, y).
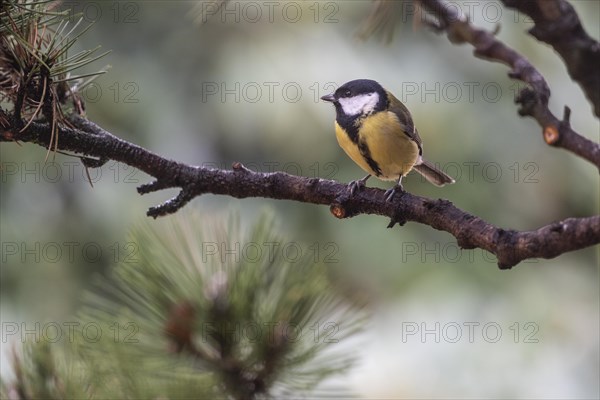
top-left (320, 93), bottom-right (335, 102)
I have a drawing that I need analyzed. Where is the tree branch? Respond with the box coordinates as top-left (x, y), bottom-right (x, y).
top-left (501, 0), bottom-right (600, 117)
top-left (2, 116), bottom-right (598, 269)
top-left (418, 0), bottom-right (600, 171)
top-left (2, 0), bottom-right (598, 270)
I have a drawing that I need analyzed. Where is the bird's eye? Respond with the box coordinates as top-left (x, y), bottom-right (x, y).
top-left (344, 89), bottom-right (351, 97)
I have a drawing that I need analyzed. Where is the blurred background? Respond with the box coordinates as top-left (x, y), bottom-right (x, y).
top-left (1, 0), bottom-right (598, 398)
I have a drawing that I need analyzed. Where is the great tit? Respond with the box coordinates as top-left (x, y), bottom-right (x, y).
top-left (321, 79), bottom-right (454, 201)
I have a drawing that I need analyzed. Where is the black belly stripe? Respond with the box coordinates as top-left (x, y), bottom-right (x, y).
top-left (336, 113), bottom-right (360, 144)
top-left (336, 111), bottom-right (381, 175)
top-left (358, 140), bottom-right (382, 176)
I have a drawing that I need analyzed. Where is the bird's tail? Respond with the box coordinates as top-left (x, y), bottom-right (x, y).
top-left (413, 158), bottom-right (455, 186)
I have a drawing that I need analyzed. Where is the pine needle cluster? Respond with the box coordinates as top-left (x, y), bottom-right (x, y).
top-left (1, 0), bottom-right (108, 154)
top-left (2, 212), bottom-right (367, 399)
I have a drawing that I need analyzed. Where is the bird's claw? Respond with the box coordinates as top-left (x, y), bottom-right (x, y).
top-left (348, 175), bottom-right (371, 195)
top-left (384, 185), bottom-right (404, 202)
top-left (348, 179), bottom-right (365, 195)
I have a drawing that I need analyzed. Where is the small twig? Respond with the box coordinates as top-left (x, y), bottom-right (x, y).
top-left (419, 0), bottom-right (600, 171)
top-left (501, 0), bottom-right (600, 117)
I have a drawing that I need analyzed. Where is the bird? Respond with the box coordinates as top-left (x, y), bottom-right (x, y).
top-left (321, 79), bottom-right (454, 201)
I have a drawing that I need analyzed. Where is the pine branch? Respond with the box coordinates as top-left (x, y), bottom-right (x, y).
top-left (418, 0), bottom-right (600, 171)
top-left (2, 114), bottom-right (598, 269)
top-left (2, 0), bottom-right (598, 269)
top-left (72, 212), bottom-right (364, 399)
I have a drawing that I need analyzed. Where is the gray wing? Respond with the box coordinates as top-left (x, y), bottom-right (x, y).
top-left (386, 91), bottom-right (423, 153)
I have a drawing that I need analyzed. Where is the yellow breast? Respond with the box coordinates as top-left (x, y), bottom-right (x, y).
top-left (335, 111), bottom-right (420, 181)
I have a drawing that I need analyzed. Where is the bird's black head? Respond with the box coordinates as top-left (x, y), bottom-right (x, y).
top-left (321, 79), bottom-right (388, 118)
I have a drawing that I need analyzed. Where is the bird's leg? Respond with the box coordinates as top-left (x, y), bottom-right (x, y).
top-left (384, 176), bottom-right (405, 202)
top-left (348, 174), bottom-right (371, 194)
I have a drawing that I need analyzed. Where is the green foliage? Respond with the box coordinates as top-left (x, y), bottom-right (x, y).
top-left (1, 0), bottom-right (108, 122)
top-left (3, 211), bottom-right (366, 399)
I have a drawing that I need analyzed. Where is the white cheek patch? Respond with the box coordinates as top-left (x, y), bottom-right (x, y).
top-left (339, 93), bottom-right (379, 116)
